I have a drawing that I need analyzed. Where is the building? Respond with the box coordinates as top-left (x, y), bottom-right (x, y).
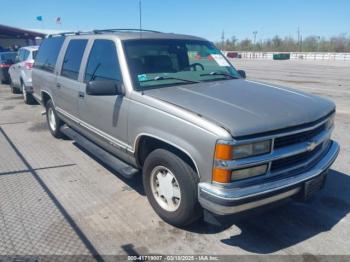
top-left (0, 24), bottom-right (45, 51)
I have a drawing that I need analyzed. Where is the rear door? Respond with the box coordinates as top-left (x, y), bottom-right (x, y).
top-left (55, 39), bottom-right (88, 118)
top-left (78, 39), bottom-right (129, 148)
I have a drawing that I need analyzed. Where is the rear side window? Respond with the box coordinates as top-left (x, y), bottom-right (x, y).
top-left (34, 37), bottom-right (64, 72)
top-left (61, 39), bottom-right (88, 80)
top-left (84, 40), bottom-right (121, 82)
top-left (23, 50), bottom-right (30, 61)
top-left (18, 49), bottom-right (27, 61)
top-left (32, 50), bottom-right (38, 60)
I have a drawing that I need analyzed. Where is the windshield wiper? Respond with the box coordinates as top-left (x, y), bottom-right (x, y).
top-left (200, 72), bottom-right (239, 79)
top-left (140, 76), bottom-right (200, 84)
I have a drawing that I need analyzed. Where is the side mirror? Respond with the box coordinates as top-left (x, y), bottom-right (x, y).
top-left (15, 56), bottom-right (20, 63)
top-left (237, 70), bottom-right (246, 79)
top-left (86, 80), bottom-right (123, 96)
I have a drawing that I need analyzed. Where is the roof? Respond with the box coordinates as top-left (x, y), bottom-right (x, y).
top-left (48, 29), bottom-right (207, 41)
top-left (112, 32), bottom-right (206, 41)
top-left (0, 24), bottom-right (45, 39)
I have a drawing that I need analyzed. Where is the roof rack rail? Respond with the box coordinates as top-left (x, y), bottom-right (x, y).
top-left (46, 28), bottom-right (162, 38)
top-left (92, 28), bottom-right (162, 34)
top-left (46, 31), bottom-right (92, 38)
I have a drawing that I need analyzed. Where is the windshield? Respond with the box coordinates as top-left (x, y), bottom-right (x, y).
top-left (0, 52), bottom-right (17, 63)
top-left (123, 39), bottom-right (241, 90)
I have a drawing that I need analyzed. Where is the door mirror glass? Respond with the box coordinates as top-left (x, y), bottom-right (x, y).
top-left (237, 70), bottom-right (246, 79)
top-left (86, 80), bottom-right (123, 96)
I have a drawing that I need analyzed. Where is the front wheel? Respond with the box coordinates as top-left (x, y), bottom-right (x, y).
top-left (143, 149), bottom-right (202, 226)
top-left (46, 99), bottom-right (64, 138)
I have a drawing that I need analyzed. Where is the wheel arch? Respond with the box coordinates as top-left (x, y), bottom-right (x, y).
top-left (41, 91), bottom-right (53, 107)
top-left (134, 134), bottom-right (200, 178)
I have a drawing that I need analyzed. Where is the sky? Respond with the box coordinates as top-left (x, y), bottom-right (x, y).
top-left (1, 0), bottom-right (349, 42)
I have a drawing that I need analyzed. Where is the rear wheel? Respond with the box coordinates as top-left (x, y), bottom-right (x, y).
top-left (46, 99), bottom-right (64, 138)
top-left (10, 80), bottom-right (20, 94)
top-left (143, 149), bottom-right (202, 226)
top-left (22, 82), bottom-right (35, 104)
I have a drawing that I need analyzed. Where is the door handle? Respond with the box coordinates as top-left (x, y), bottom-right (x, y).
top-left (56, 83), bottom-right (61, 88)
top-left (78, 91), bottom-right (85, 98)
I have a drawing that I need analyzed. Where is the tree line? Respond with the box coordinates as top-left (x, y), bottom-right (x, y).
top-left (216, 34), bottom-right (350, 53)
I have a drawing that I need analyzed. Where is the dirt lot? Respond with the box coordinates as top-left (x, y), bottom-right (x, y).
top-left (0, 59), bottom-right (349, 258)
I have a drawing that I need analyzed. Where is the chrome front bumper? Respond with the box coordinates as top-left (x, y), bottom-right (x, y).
top-left (198, 141), bottom-right (340, 215)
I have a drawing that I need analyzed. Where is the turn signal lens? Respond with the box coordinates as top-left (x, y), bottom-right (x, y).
top-left (214, 144), bottom-right (233, 160)
top-left (212, 168), bottom-right (231, 183)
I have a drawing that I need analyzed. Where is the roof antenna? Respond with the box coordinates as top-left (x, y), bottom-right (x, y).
top-left (139, 0), bottom-right (142, 38)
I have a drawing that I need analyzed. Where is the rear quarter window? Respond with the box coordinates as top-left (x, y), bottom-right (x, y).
top-left (34, 37), bottom-right (64, 72)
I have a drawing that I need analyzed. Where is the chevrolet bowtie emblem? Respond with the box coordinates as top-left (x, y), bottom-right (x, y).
top-left (307, 141), bottom-right (318, 151)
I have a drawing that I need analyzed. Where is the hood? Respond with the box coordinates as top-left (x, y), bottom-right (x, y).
top-left (143, 79), bottom-right (335, 138)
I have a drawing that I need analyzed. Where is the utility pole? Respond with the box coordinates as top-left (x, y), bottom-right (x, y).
top-left (221, 30), bottom-right (225, 49)
top-left (139, 0), bottom-right (142, 38)
top-left (297, 27), bottom-right (301, 52)
top-left (253, 31), bottom-right (258, 50)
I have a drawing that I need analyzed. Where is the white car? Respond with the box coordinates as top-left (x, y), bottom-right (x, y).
top-left (9, 46), bottom-right (39, 104)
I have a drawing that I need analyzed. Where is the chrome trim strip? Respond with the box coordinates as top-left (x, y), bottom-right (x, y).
top-left (56, 107), bottom-right (134, 153)
top-left (215, 127), bottom-right (333, 169)
top-left (199, 187), bottom-right (300, 215)
top-left (199, 141), bottom-right (339, 202)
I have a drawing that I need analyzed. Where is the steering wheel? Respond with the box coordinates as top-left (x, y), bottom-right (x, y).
top-left (190, 63), bottom-right (205, 71)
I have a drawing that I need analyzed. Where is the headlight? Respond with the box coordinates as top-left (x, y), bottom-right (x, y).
top-left (233, 140), bottom-right (271, 159)
top-left (231, 164), bottom-right (268, 181)
top-left (213, 140), bottom-right (272, 183)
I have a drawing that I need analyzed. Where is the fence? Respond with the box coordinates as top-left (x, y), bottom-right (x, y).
top-left (222, 51), bottom-right (350, 61)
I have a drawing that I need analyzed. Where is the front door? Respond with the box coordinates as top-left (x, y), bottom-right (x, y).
top-left (78, 39), bottom-right (129, 151)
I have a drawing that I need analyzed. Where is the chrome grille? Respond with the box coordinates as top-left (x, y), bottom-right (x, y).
top-left (274, 123), bottom-right (327, 149)
top-left (271, 143), bottom-right (323, 172)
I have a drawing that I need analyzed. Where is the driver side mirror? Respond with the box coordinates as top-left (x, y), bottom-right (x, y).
top-left (86, 80), bottom-right (123, 96)
top-left (15, 56), bottom-right (20, 63)
top-left (237, 70), bottom-right (246, 79)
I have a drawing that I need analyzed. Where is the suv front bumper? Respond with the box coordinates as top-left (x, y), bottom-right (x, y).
top-left (198, 141), bottom-right (340, 215)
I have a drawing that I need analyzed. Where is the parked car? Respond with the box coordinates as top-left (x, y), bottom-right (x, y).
top-left (0, 52), bottom-right (17, 84)
top-left (9, 46), bottom-right (39, 104)
top-left (32, 30), bottom-right (339, 226)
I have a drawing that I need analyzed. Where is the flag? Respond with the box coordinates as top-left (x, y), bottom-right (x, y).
top-left (55, 17), bottom-right (61, 24)
top-left (36, 16), bottom-right (43, 21)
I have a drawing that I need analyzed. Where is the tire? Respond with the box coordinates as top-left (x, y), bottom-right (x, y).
top-left (22, 82), bottom-right (35, 105)
top-left (143, 148), bottom-right (202, 226)
top-left (10, 80), bottom-right (20, 94)
top-left (46, 99), bottom-right (64, 138)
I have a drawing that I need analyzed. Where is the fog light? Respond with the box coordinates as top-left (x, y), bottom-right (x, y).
top-left (231, 164), bottom-right (268, 181)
